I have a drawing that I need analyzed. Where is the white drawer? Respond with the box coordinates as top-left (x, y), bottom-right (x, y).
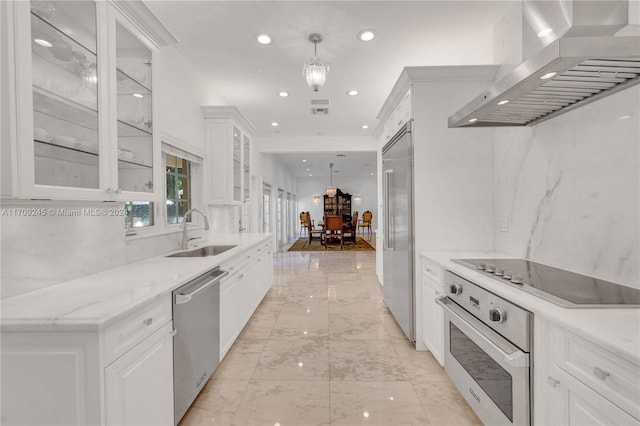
top-left (421, 256), bottom-right (443, 284)
top-left (103, 296), bottom-right (172, 366)
top-left (222, 249), bottom-right (255, 275)
top-left (422, 274), bottom-right (444, 295)
top-left (556, 327), bottom-right (640, 420)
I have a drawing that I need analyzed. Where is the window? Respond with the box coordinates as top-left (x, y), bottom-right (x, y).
top-left (166, 154), bottom-right (191, 224)
top-left (125, 201), bottom-right (154, 229)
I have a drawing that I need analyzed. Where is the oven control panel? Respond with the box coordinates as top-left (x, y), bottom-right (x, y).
top-left (445, 271), bottom-right (532, 351)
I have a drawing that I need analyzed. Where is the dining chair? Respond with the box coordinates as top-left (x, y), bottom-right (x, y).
top-left (358, 211), bottom-right (372, 235)
top-left (324, 215), bottom-right (343, 250)
top-left (342, 212), bottom-right (358, 244)
top-left (307, 216), bottom-right (324, 245)
top-left (299, 212), bottom-right (307, 235)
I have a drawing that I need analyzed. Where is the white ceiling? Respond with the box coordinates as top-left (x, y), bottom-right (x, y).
top-left (264, 151), bottom-right (377, 178)
top-left (145, 0), bottom-right (514, 176)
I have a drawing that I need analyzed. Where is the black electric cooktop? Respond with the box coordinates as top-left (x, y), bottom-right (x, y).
top-left (452, 259), bottom-right (640, 308)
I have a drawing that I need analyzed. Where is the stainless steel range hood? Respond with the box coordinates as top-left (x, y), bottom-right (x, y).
top-left (449, 1), bottom-right (640, 128)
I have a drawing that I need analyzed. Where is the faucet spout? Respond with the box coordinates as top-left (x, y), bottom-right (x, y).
top-left (181, 208), bottom-right (210, 250)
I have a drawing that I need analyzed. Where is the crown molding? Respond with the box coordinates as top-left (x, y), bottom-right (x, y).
top-left (201, 106), bottom-right (257, 135)
top-left (109, 0), bottom-right (178, 48)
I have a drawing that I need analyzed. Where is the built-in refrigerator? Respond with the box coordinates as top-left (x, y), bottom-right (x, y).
top-left (382, 121), bottom-right (414, 342)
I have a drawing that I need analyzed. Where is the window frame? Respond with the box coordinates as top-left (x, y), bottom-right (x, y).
top-left (124, 139), bottom-right (204, 239)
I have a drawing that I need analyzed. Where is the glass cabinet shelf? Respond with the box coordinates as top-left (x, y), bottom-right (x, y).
top-left (31, 13), bottom-right (98, 112)
top-left (116, 69), bottom-right (152, 133)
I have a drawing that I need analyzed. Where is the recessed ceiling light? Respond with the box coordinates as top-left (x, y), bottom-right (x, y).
top-left (308, 174), bottom-right (312, 176)
top-left (537, 28), bottom-right (553, 37)
top-left (132, 93), bottom-right (143, 98)
top-left (619, 115), bottom-right (631, 120)
top-left (347, 90), bottom-right (359, 96)
top-left (362, 124), bottom-right (369, 129)
top-left (468, 118), bottom-right (478, 123)
top-left (306, 168), bottom-right (310, 171)
top-left (257, 33), bottom-right (271, 45)
top-left (540, 71), bottom-right (557, 80)
top-left (34, 38), bottom-right (52, 47)
top-left (358, 29), bottom-right (375, 42)
top-left (497, 100), bottom-right (510, 105)
top-left (370, 172), bottom-right (374, 175)
top-left (302, 159), bottom-right (307, 162)
top-left (278, 91), bottom-right (289, 97)
top-left (271, 122), bottom-right (278, 127)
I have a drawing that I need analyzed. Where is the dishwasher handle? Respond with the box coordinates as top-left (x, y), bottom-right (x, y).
top-left (175, 270), bottom-right (229, 305)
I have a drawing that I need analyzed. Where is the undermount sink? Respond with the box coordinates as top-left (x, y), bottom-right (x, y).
top-left (167, 245), bottom-right (237, 258)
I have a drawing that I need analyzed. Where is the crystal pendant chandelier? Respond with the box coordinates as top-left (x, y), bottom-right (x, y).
top-left (326, 162), bottom-right (337, 197)
top-left (303, 33), bottom-right (329, 92)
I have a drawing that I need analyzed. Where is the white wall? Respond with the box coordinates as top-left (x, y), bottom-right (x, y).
top-left (260, 153), bottom-right (297, 246)
top-left (494, 86), bottom-right (640, 286)
top-left (296, 176), bottom-right (377, 232)
top-left (411, 76), bottom-right (497, 254)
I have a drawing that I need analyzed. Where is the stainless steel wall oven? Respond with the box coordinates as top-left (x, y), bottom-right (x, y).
top-left (437, 271), bottom-right (532, 425)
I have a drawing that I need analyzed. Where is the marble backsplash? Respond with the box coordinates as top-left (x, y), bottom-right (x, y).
top-left (1, 203), bottom-right (126, 299)
top-left (494, 86), bottom-right (640, 287)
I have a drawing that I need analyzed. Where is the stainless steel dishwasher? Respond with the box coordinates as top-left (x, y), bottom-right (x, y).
top-left (172, 267), bottom-right (228, 425)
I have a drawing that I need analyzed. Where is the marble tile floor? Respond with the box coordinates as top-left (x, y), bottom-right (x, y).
top-left (179, 247), bottom-right (480, 426)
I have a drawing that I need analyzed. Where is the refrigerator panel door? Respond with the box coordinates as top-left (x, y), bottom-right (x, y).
top-left (382, 123), bottom-right (414, 341)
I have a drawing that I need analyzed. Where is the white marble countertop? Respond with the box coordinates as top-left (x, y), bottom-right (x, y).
top-left (1, 233), bottom-right (272, 332)
top-left (421, 251), bottom-right (640, 365)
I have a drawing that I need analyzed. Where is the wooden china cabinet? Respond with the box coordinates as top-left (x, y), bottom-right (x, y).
top-left (323, 188), bottom-right (352, 219)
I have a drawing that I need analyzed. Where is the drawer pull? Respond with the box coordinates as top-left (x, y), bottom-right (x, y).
top-left (143, 318), bottom-right (153, 326)
top-left (593, 367), bottom-right (610, 381)
top-left (547, 376), bottom-right (560, 387)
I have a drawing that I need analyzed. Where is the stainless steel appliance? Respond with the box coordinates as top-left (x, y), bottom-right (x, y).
top-left (382, 121), bottom-right (415, 342)
top-left (172, 267), bottom-right (228, 425)
top-left (449, 0), bottom-right (640, 128)
top-left (453, 258), bottom-right (640, 308)
top-left (437, 272), bottom-right (532, 426)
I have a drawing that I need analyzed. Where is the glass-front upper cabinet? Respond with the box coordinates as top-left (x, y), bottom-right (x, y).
top-left (7, 0), bottom-right (170, 200)
top-left (233, 126), bottom-right (241, 202)
top-left (30, 0), bottom-right (100, 189)
top-left (115, 21), bottom-right (153, 193)
top-left (243, 135), bottom-right (250, 202)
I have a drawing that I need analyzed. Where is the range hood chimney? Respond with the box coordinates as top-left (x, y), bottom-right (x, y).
top-left (449, 0), bottom-right (640, 128)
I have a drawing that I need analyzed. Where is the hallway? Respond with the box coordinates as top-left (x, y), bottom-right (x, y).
top-left (180, 249), bottom-right (480, 425)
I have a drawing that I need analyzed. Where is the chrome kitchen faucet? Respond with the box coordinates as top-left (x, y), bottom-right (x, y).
top-left (182, 209), bottom-right (210, 250)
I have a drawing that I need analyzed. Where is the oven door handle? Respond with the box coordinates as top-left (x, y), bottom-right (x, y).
top-left (436, 296), bottom-right (529, 368)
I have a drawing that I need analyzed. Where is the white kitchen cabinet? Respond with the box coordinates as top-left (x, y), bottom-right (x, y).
top-left (551, 366), bottom-right (638, 426)
top-left (202, 106), bottom-right (255, 206)
top-left (3, 0), bottom-right (174, 201)
top-left (219, 240), bottom-right (273, 358)
top-left (1, 295), bottom-right (174, 425)
top-left (421, 275), bottom-right (444, 365)
top-left (104, 321), bottom-right (174, 426)
top-left (420, 255), bottom-right (445, 365)
top-left (535, 317), bottom-right (640, 425)
top-left (382, 88), bottom-right (412, 141)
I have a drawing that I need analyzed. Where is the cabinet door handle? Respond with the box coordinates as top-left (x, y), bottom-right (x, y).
top-left (547, 376), bottom-right (560, 387)
top-left (143, 318), bottom-right (153, 326)
top-left (593, 367), bottom-right (610, 381)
